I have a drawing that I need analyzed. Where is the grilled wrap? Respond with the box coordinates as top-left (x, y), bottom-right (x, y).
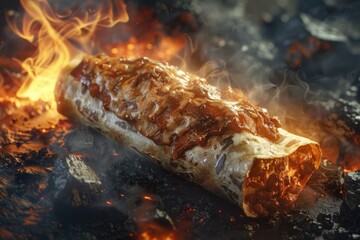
top-left (55, 55), bottom-right (321, 217)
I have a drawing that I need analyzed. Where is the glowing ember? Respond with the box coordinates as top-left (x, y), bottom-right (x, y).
top-left (143, 195), bottom-right (154, 201)
top-left (139, 231), bottom-right (175, 240)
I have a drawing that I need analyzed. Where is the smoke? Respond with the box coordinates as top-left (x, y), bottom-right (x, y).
top-left (183, 0), bottom-right (360, 145)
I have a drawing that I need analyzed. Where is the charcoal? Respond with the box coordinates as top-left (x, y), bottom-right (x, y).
top-left (340, 170), bottom-right (360, 231)
top-left (326, 75), bottom-right (360, 140)
top-left (285, 210), bottom-right (312, 228)
top-left (64, 128), bottom-right (94, 154)
top-left (328, 99), bottom-right (360, 139)
top-left (206, 230), bottom-right (252, 240)
top-left (152, 208), bottom-right (175, 230)
top-left (108, 152), bottom-right (168, 190)
top-left (18, 148), bottom-right (55, 166)
top-left (304, 220), bottom-right (322, 236)
top-left (334, 228), bottom-right (353, 240)
top-left (306, 159), bottom-right (343, 197)
top-left (54, 204), bottom-right (129, 227)
top-left (333, 212), bottom-right (340, 223)
top-left (50, 154), bottom-right (102, 208)
top-left (342, 75), bottom-right (360, 102)
top-left (298, 231), bottom-right (316, 240)
top-left (343, 170), bottom-right (360, 212)
top-left (134, 207), bottom-right (175, 236)
top-left (321, 75), bottom-right (360, 170)
top-left (117, 187), bottom-right (175, 231)
top-left (317, 213), bottom-right (333, 229)
top-left (323, 230), bottom-right (336, 240)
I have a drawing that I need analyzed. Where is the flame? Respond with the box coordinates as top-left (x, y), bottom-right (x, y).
top-left (8, 0), bottom-right (128, 106)
top-left (7, 0), bottom-right (186, 108)
top-left (139, 231), bottom-right (175, 240)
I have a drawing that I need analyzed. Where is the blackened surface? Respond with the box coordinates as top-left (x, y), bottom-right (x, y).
top-left (1, 115), bottom-right (359, 239)
top-left (322, 74), bottom-right (360, 171)
top-left (326, 74), bottom-right (360, 145)
top-left (340, 170), bottom-right (360, 233)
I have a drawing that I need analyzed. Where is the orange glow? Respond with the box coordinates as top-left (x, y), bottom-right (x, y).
top-left (139, 231), bottom-right (175, 240)
top-left (143, 195), bottom-right (154, 201)
top-left (19, 165), bottom-right (47, 175)
top-left (22, 209), bottom-right (42, 226)
top-left (6, 0), bottom-right (186, 108)
top-left (343, 149), bottom-right (360, 173)
top-left (38, 183), bottom-right (46, 191)
top-left (244, 72), bottom-right (360, 172)
top-left (5, 0), bottom-right (187, 126)
top-left (134, 195), bottom-right (177, 240)
top-left (106, 35), bottom-right (186, 62)
top-left (8, 0), bottom-right (128, 106)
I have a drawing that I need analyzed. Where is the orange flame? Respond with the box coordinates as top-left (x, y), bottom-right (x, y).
top-left (8, 0), bottom-right (128, 106)
top-left (139, 231), bottom-right (175, 240)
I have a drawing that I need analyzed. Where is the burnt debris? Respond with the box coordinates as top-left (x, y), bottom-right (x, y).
top-left (50, 154), bottom-right (102, 208)
top-left (326, 74), bottom-right (360, 144)
top-left (64, 130), bottom-right (94, 154)
top-left (1, 108), bottom-right (360, 239)
top-left (2, 117), bottom-right (360, 239)
top-left (340, 170), bottom-right (360, 231)
top-left (323, 74), bottom-right (360, 171)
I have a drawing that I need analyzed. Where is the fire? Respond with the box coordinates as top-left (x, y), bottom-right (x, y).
top-left (139, 231), bottom-right (175, 240)
top-left (134, 194), bottom-right (177, 240)
top-left (7, 0), bottom-right (186, 110)
top-left (7, 0), bottom-right (129, 106)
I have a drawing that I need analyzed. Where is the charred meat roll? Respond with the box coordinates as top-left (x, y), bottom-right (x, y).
top-left (55, 55), bottom-right (321, 217)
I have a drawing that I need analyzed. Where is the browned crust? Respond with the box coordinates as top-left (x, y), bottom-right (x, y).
top-left (69, 55), bottom-right (281, 159)
top-left (56, 55), bottom-right (321, 218)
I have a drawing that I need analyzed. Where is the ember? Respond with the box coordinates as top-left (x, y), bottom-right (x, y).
top-left (1, 0), bottom-right (360, 239)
